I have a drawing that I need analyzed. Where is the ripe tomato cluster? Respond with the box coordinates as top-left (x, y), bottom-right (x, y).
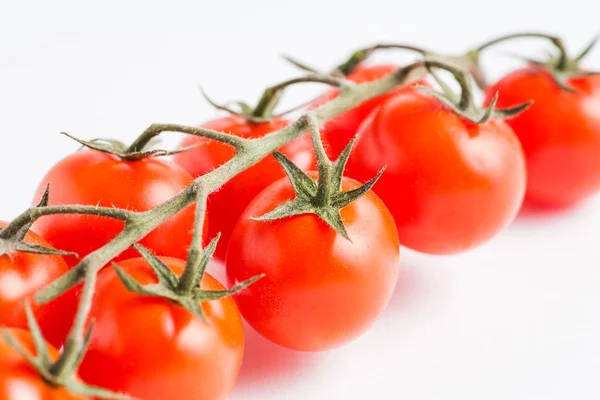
top-left (1, 32), bottom-right (599, 399)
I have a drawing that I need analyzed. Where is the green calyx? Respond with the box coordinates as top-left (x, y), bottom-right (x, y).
top-left (1, 302), bottom-right (133, 399)
top-left (200, 73), bottom-right (348, 123)
top-left (416, 61), bottom-right (531, 124)
top-left (61, 132), bottom-right (198, 161)
top-left (333, 43), bottom-right (431, 76)
top-left (516, 35), bottom-right (600, 92)
top-left (253, 135), bottom-right (384, 241)
top-left (465, 32), bottom-right (600, 92)
top-left (0, 185), bottom-right (78, 258)
top-left (113, 239), bottom-right (262, 320)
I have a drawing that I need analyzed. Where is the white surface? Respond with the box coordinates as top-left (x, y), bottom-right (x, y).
top-left (1, 1), bottom-right (600, 399)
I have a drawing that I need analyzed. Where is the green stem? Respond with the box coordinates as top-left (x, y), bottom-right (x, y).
top-left (306, 116), bottom-right (333, 206)
top-left (471, 32), bottom-right (569, 71)
top-left (251, 75), bottom-right (346, 119)
top-left (0, 205), bottom-right (134, 240)
top-left (177, 185), bottom-right (209, 295)
top-left (335, 43), bottom-right (430, 76)
top-left (126, 123), bottom-right (248, 154)
top-left (49, 270), bottom-right (97, 378)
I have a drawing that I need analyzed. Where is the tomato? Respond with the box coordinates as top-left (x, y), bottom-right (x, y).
top-left (0, 328), bottom-right (84, 399)
top-left (78, 257), bottom-right (244, 400)
top-left (0, 222), bottom-right (76, 349)
top-left (313, 64), bottom-right (423, 159)
top-left (225, 172), bottom-right (400, 352)
top-left (173, 116), bottom-right (314, 260)
top-left (486, 68), bottom-right (600, 207)
top-left (32, 150), bottom-right (201, 267)
top-left (346, 88), bottom-right (526, 254)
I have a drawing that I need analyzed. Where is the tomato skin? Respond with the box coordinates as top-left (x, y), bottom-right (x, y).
top-left (226, 173), bottom-right (400, 352)
top-left (78, 257), bottom-right (244, 400)
top-left (0, 222), bottom-right (76, 349)
top-left (173, 116), bottom-right (315, 260)
top-left (486, 68), bottom-right (600, 207)
top-left (0, 329), bottom-right (84, 400)
top-left (313, 64), bottom-right (423, 159)
top-left (32, 150), bottom-right (200, 267)
top-left (346, 88), bottom-right (526, 254)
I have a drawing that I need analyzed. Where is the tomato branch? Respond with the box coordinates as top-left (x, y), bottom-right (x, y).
top-left (32, 59), bottom-right (429, 389)
top-left (0, 204), bottom-right (134, 241)
top-left (126, 123), bottom-right (250, 154)
top-left (177, 184), bottom-right (209, 295)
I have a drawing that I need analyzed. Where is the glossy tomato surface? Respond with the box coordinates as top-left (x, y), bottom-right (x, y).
top-left (226, 173), bottom-right (400, 352)
top-left (486, 67), bottom-right (600, 207)
top-left (0, 329), bottom-right (84, 400)
top-left (347, 88), bottom-right (526, 254)
top-left (0, 222), bottom-right (76, 349)
top-left (79, 257), bottom-right (244, 400)
top-left (174, 116), bottom-right (314, 260)
top-left (32, 150), bottom-right (199, 267)
top-left (313, 64), bottom-right (423, 159)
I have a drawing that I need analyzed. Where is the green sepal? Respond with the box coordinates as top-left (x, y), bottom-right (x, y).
top-left (177, 297), bottom-right (206, 320)
top-left (65, 380), bottom-right (137, 400)
top-left (253, 135), bottom-right (385, 241)
top-left (315, 206), bottom-right (350, 240)
top-left (331, 136), bottom-right (356, 191)
top-left (282, 55), bottom-right (322, 74)
top-left (132, 244), bottom-right (179, 289)
top-left (414, 86), bottom-right (531, 124)
top-left (36, 184), bottom-right (51, 207)
top-left (272, 152), bottom-right (317, 200)
top-left (485, 92), bottom-right (533, 120)
top-left (199, 86), bottom-right (270, 124)
top-left (113, 263), bottom-right (180, 300)
top-left (112, 246), bottom-right (262, 321)
top-left (425, 66), bottom-right (460, 104)
top-left (575, 34), bottom-right (599, 62)
top-left (507, 35), bottom-right (600, 93)
top-left (190, 233), bottom-right (220, 290)
top-left (62, 132), bottom-right (199, 161)
top-left (0, 236), bottom-right (79, 258)
top-left (251, 198), bottom-right (315, 222)
top-left (193, 274), bottom-right (264, 301)
top-left (0, 184), bottom-right (77, 257)
top-left (331, 166), bottom-right (385, 209)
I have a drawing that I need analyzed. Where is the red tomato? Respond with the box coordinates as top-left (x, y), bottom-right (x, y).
top-left (0, 328), bottom-right (84, 399)
top-left (79, 257), bottom-right (244, 400)
top-left (313, 64), bottom-right (423, 159)
top-left (0, 222), bottom-right (76, 349)
top-left (32, 150), bottom-right (201, 267)
top-left (226, 173), bottom-right (400, 352)
top-left (174, 116), bottom-right (314, 260)
top-left (486, 68), bottom-right (600, 207)
top-left (346, 88), bottom-right (526, 254)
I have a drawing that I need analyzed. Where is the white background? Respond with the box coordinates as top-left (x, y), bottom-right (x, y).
top-left (2, 1), bottom-right (600, 399)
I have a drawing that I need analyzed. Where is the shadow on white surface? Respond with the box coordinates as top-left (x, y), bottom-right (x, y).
top-left (234, 321), bottom-right (321, 391)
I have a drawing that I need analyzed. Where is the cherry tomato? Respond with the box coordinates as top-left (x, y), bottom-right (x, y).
top-left (226, 172), bottom-right (400, 352)
top-left (346, 88), bottom-right (526, 254)
top-left (174, 116), bottom-right (314, 260)
top-left (79, 257), bottom-right (244, 400)
top-left (312, 64), bottom-right (424, 159)
top-left (32, 150), bottom-right (201, 267)
top-left (486, 68), bottom-right (600, 207)
top-left (0, 328), bottom-right (84, 399)
top-left (0, 222), bottom-right (76, 349)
